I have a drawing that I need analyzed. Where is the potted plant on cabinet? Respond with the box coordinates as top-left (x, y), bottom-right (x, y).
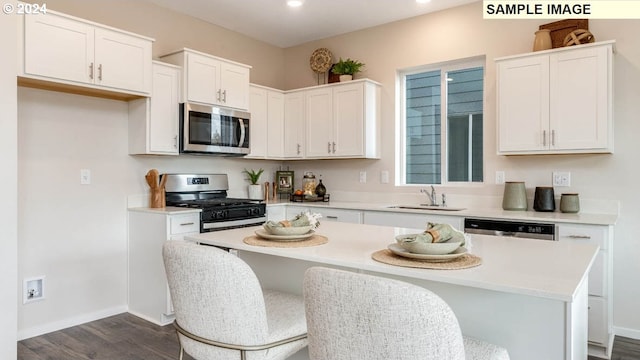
top-left (243, 168), bottom-right (264, 200)
top-left (331, 57), bottom-right (365, 82)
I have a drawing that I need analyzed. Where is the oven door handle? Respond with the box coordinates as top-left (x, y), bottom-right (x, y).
top-left (203, 216), bottom-right (266, 231)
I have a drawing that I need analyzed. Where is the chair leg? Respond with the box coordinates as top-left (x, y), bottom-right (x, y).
top-left (240, 350), bottom-right (246, 360)
top-left (179, 345), bottom-right (184, 360)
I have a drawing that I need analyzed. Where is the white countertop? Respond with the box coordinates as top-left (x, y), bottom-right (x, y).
top-left (266, 200), bottom-right (618, 225)
top-left (186, 221), bottom-right (599, 302)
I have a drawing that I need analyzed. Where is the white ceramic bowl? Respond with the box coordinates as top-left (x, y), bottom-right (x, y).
top-left (263, 224), bottom-right (312, 236)
top-left (395, 233), bottom-right (462, 255)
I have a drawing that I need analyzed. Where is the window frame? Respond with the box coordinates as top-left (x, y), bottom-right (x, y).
top-left (396, 56), bottom-right (486, 187)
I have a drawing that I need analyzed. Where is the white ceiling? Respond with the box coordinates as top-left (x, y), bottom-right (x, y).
top-left (143, 0), bottom-right (480, 48)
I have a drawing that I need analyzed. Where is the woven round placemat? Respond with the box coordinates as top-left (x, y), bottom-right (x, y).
top-left (243, 234), bottom-right (328, 248)
top-left (371, 249), bottom-right (482, 270)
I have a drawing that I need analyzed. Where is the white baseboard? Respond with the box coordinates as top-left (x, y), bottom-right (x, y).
top-left (17, 305), bottom-right (127, 341)
top-left (613, 326), bottom-right (640, 340)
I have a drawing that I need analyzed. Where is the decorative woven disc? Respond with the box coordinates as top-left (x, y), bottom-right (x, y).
top-left (563, 29), bottom-right (595, 46)
top-left (371, 249), bottom-right (482, 270)
top-left (310, 48), bottom-right (333, 73)
top-left (243, 234), bottom-right (328, 248)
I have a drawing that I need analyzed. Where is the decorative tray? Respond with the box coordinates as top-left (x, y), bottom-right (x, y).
top-left (290, 194), bottom-right (330, 202)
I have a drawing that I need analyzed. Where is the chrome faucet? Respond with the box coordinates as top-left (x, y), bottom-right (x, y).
top-left (420, 186), bottom-right (438, 206)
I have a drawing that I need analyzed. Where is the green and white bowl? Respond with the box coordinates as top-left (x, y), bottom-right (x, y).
top-left (263, 223), bottom-right (312, 236)
top-left (395, 233), bottom-right (462, 255)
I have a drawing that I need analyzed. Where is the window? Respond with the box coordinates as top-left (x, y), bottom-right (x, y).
top-left (398, 58), bottom-right (484, 185)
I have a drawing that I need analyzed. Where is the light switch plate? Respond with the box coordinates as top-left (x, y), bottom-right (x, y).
top-left (495, 171), bottom-right (505, 184)
top-left (80, 169), bottom-right (91, 185)
top-left (380, 170), bottom-right (389, 184)
top-left (552, 172), bottom-right (571, 187)
top-left (359, 171), bottom-right (366, 183)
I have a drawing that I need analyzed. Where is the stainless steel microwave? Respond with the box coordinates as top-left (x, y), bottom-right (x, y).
top-left (179, 103), bottom-right (250, 156)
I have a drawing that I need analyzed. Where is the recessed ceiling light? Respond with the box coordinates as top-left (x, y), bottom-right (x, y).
top-left (416, 0), bottom-right (431, 3)
top-left (287, 0), bottom-right (304, 7)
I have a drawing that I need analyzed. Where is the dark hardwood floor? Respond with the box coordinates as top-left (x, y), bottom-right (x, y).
top-left (18, 312), bottom-right (640, 360)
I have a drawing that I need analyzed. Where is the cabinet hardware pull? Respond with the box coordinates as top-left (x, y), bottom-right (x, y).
top-left (566, 235), bottom-right (592, 239)
top-left (332, 142), bottom-right (336, 153)
top-left (551, 130), bottom-right (556, 146)
top-left (222, 90), bottom-right (227, 102)
top-left (217, 89), bottom-right (221, 101)
top-left (297, 143), bottom-right (301, 154)
top-left (326, 216), bottom-right (338, 219)
top-left (89, 63), bottom-right (94, 79)
top-left (98, 64), bottom-right (103, 81)
top-left (174, 135), bottom-right (178, 149)
top-left (542, 130), bottom-right (547, 146)
top-left (327, 142), bottom-right (331, 153)
top-left (180, 222), bottom-right (195, 226)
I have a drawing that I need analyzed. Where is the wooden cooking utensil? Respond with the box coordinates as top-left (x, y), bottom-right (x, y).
top-left (146, 169), bottom-right (164, 208)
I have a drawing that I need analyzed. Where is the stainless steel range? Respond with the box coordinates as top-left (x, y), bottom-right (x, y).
top-left (162, 173), bottom-right (266, 232)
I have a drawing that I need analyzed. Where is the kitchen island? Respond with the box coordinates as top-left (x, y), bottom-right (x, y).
top-left (185, 221), bottom-right (599, 360)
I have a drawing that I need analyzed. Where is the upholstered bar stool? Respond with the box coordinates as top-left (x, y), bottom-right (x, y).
top-left (162, 241), bottom-right (308, 360)
top-left (303, 267), bottom-right (509, 360)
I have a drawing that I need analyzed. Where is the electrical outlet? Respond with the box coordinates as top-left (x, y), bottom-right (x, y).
top-left (380, 170), bottom-right (389, 184)
top-left (553, 172), bottom-right (571, 187)
top-left (495, 171), bottom-right (505, 184)
top-left (359, 171), bottom-right (366, 183)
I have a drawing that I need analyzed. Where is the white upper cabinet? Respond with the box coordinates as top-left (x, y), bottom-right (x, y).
top-left (247, 85), bottom-right (284, 159)
top-left (161, 49), bottom-right (251, 111)
top-left (305, 79), bottom-right (381, 159)
top-left (283, 91), bottom-right (305, 159)
top-left (22, 10), bottom-right (152, 96)
top-left (497, 41), bottom-right (614, 155)
top-left (129, 62), bottom-right (180, 155)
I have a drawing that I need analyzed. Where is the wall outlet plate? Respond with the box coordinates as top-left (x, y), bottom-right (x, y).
top-left (495, 171), bottom-right (505, 184)
top-left (553, 172), bottom-right (571, 187)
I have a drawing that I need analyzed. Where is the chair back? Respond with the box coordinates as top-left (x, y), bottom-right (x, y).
top-left (303, 267), bottom-right (466, 360)
top-left (163, 241), bottom-right (269, 349)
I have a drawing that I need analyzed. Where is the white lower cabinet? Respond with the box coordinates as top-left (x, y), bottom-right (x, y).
top-left (266, 205), bottom-right (286, 222)
top-left (286, 206), bottom-right (362, 224)
top-left (557, 223), bottom-right (613, 356)
top-left (128, 209), bottom-right (200, 325)
top-left (363, 211), bottom-right (462, 230)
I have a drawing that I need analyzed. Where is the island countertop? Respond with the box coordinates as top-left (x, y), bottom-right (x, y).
top-left (185, 221), bottom-right (598, 302)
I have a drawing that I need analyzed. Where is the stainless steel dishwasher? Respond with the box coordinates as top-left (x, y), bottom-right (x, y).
top-left (464, 217), bottom-right (557, 241)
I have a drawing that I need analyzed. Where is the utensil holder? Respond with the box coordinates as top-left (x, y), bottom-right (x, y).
top-left (502, 181), bottom-right (527, 211)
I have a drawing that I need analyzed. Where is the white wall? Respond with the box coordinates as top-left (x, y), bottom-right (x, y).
top-left (282, 3), bottom-right (640, 337)
top-left (0, 6), bottom-right (18, 359)
top-left (17, 87), bottom-right (283, 339)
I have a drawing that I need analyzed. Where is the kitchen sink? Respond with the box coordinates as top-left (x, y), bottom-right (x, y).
top-left (386, 205), bottom-right (466, 211)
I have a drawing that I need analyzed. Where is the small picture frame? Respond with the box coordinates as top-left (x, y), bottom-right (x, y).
top-left (276, 171), bottom-right (294, 194)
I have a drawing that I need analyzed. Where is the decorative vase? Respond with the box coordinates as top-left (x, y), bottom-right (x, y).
top-left (533, 187), bottom-right (555, 212)
top-left (502, 181), bottom-right (527, 211)
top-left (560, 193), bottom-right (580, 213)
top-left (533, 29), bottom-right (552, 51)
top-left (315, 179), bottom-right (326, 197)
top-left (248, 184), bottom-right (263, 200)
top-left (339, 74), bottom-right (353, 82)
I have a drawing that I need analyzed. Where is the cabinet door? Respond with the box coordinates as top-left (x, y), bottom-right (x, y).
top-left (220, 62), bottom-right (250, 110)
top-left (149, 63), bottom-right (179, 154)
top-left (550, 46), bottom-right (610, 151)
top-left (305, 88), bottom-right (333, 158)
top-left (266, 91), bottom-right (285, 158)
top-left (248, 86), bottom-right (268, 158)
top-left (24, 13), bottom-right (94, 84)
top-left (284, 92), bottom-right (305, 158)
top-left (333, 83), bottom-right (364, 157)
top-left (186, 52), bottom-right (220, 105)
top-left (318, 208), bottom-right (362, 224)
top-left (497, 55), bottom-right (549, 152)
top-left (363, 211), bottom-right (462, 230)
top-left (94, 27), bottom-right (152, 94)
